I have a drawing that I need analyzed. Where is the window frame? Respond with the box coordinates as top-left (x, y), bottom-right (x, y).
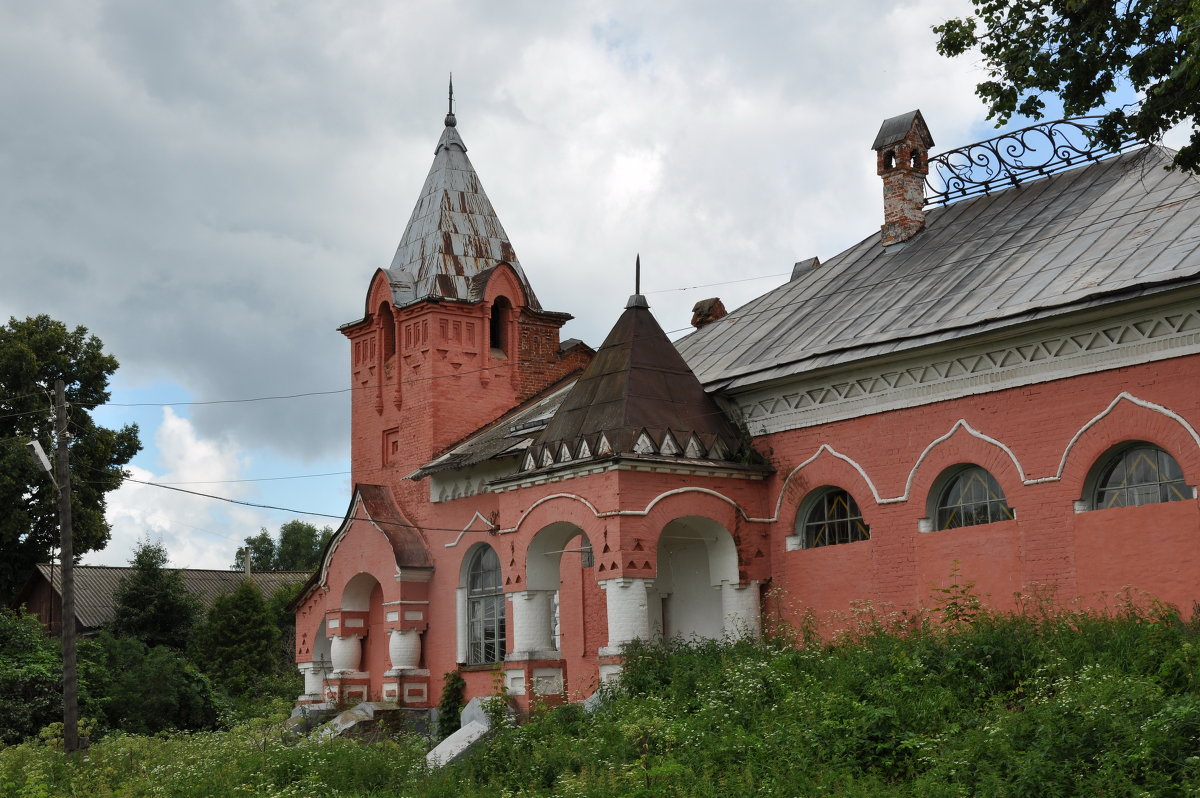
top-left (1087, 442), bottom-right (1192, 510)
top-left (464, 545), bottom-right (506, 665)
top-left (930, 465), bottom-right (1015, 530)
top-left (794, 486), bottom-right (871, 549)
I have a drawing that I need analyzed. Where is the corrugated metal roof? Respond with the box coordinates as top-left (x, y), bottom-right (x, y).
top-left (676, 145), bottom-right (1200, 390)
top-left (386, 120), bottom-right (541, 309)
top-left (33, 564), bottom-right (310, 630)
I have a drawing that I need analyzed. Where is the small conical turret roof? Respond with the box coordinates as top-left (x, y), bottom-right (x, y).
top-left (386, 102), bottom-right (540, 308)
top-left (522, 288), bottom-right (750, 472)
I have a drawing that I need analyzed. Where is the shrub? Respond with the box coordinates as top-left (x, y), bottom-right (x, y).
top-left (82, 632), bottom-right (219, 735)
top-left (0, 609), bottom-right (62, 745)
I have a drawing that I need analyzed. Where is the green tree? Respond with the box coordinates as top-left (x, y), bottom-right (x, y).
top-left (191, 580), bottom-right (280, 696)
top-left (234, 520), bottom-right (331, 572)
top-left (0, 609), bottom-right (62, 745)
top-left (110, 539), bottom-right (199, 650)
top-left (83, 632), bottom-right (218, 735)
top-left (935, 0), bottom-right (1200, 172)
top-left (275, 520), bottom-right (332, 571)
top-left (236, 528), bottom-right (277, 571)
top-left (0, 315), bottom-right (141, 602)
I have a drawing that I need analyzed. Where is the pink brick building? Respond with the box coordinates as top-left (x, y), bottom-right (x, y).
top-left (293, 105), bottom-right (1200, 712)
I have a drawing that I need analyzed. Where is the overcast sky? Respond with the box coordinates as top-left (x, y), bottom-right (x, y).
top-left (5, 0), bottom-right (1179, 570)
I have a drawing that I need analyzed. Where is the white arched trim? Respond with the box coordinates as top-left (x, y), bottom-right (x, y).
top-left (501, 493), bottom-right (605, 534)
top-left (770, 444), bottom-right (885, 520)
top-left (443, 511), bottom-right (501, 548)
top-left (317, 493), bottom-right (374, 590)
top-left (1053, 391), bottom-right (1200, 481)
top-left (460, 393), bottom-right (1199, 537)
top-left (766, 391), bottom-right (1197, 522)
top-left (897, 419), bottom-right (1028, 503)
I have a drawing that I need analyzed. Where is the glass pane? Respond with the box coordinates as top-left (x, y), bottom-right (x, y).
top-left (936, 467), bottom-right (1012, 530)
top-left (1093, 446), bottom-right (1189, 510)
top-left (802, 489), bottom-right (869, 548)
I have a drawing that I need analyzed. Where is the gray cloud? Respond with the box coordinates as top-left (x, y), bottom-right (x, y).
top-left (1, 0), bottom-right (986, 465)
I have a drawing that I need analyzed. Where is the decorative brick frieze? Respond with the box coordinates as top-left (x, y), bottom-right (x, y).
top-left (736, 299), bottom-right (1200, 435)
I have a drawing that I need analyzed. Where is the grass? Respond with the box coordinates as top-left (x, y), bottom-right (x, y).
top-left (5, 597), bottom-right (1200, 797)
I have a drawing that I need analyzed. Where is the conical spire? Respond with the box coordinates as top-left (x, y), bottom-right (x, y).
top-left (386, 93), bottom-right (540, 308)
top-left (523, 259), bottom-right (749, 472)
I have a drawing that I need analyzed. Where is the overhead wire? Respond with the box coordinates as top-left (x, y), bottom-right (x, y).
top-left (104, 474), bottom-right (487, 535)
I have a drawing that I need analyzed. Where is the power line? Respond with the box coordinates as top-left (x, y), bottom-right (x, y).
top-left (94, 358), bottom-right (558, 409)
top-left (114, 475), bottom-right (489, 535)
top-left (645, 271), bottom-right (790, 294)
top-left (150, 470), bottom-right (350, 486)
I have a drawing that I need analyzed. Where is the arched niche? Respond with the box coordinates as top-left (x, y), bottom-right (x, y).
top-left (655, 516), bottom-right (740, 641)
top-left (526, 521), bottom-right (591, 591)
top-left (342, 572), bottom-right (381, 611)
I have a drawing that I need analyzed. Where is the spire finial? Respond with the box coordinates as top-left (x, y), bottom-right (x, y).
top-left (445, 73), bottom-right (457, 128)
top-left (626, 253), bottom-right (649, 309)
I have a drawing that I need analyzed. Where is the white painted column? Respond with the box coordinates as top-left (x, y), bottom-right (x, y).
top-left (599, 577), bottom-right (656, 656)
top-left (508, 589), bottom-right (555, 658)
top-left (388, 629), bottom-right (422, 671)
top-left (721, 580), bottom-right (761, 640)
top-left (329, 634), bottom-right (362, 673)
top-left (298, 661), bottom-right (327, 696)
top-left (455, 587), bottom-right (467, 663)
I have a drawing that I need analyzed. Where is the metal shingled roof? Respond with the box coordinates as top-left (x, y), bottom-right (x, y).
top-left (676, 146), bottom-right (1200, 390)
top-left (530, 294), bottom-right (744, 460)
top-left (386, 121), bottom-right (541, 309)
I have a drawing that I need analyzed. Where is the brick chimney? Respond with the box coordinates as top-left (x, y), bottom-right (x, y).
top-left (872, 110), bottom-right (934, 246)
top-left (691, 297), bottom-right (727, 328)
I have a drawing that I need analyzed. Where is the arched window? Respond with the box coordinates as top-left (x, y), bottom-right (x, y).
top-left (1091, 444), bottom-right (1190, 509)
top-left (379, 302), bottom-right (396, 358)
top-left (933, 466), bottom-right (1014, 530)
top-left (796, 487), bottom-right (870, 548)
top-left (466, 546), bottom-right (505, 664)
top-left (489, 297), bottom-right (512, 357)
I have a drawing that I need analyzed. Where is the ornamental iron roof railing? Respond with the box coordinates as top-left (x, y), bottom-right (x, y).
top-left (924, 117), bottom-right (1145, 207)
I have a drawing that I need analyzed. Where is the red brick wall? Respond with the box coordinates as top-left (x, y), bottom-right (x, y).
top-left (764, 355), bottom-right (1200, 622)
top-left (312, 264), bottom-right (1200, 708)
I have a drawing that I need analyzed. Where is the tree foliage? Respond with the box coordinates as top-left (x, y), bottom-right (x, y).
top-left (191, 580), bottom-right (281, 697)
top-left (83, 632), bottom-right (219, 736)
top-left (234, 520), bottom-right (331, 572)
top-left (935, 0), bottom-right (1200, 172)
top-left (0, 610), bottom-right (62, 745)
top-left (0, 315), bottom-right (140, 602)
top-left (110, 540), bottom-right (199, 650)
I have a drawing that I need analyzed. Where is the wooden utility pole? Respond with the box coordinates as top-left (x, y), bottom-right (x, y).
top-left (54, 379), bottom-right (80, 753)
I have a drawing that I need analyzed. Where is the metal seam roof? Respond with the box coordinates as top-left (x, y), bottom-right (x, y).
top-left (676, 146), bottom-right (1200, 389)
